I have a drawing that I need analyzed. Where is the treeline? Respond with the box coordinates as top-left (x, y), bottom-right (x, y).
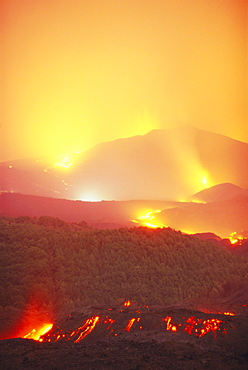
top-left (0, 216), bottom-right (247, 321)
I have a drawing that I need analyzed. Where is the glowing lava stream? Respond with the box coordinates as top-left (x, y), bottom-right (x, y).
top-left (183, 317), bottom-right (222, 338)
top-left (53, 152), bottom-right (81, 169)
top-left (74, 316), bottom-right (100, 343)
top-left (123, 300), bottom-right (131, 307)
top-left (131, 210), bottom-right (165, 228)
top-left (124, 317), bottom-right (141, 332)
top-left (228, 232), bottom-right (244, 245)
top-left (22, 302), bottom-right (234, 343)
top-left (23, 323), bottom-right (53, 342)
top-left (162, 316), bottom-right (178, 332)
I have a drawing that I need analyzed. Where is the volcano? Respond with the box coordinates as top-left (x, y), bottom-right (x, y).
top-left (1, 126), bottom-right (248, 201)
top-left (190, 183), bottom-right (248, 203)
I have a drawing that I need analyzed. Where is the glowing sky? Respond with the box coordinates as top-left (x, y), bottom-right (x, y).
top-left (1, 0), bottom-right (247, 161)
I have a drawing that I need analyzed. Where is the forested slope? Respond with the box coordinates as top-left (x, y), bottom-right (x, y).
top-left (0, 216), bottom-right (247, 338)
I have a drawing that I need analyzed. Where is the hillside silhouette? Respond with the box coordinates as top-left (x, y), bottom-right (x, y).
top-left (1, 126), bottom-right (248, 200)
top-left (153, 193), bottom-right (248, 237)
top-left (0, 192), bottom-right (177, 228)
top-left (1, 184), bottom-right (247, 236)
top-left (190, 183), bottom-right (248, 202)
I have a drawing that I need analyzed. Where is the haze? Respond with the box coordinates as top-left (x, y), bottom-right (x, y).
top-left (1, 0), bottom-right (247, 162)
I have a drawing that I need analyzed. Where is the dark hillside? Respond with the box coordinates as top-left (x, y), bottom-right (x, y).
top-left (0, 192), bottom-right (175, 227)
top-left (0, 216), bottom-right (247, 340)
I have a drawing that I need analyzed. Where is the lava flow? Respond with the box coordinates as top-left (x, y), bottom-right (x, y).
top-left (124, 317), bottom-right (141, 332)
top-left (183, 317), bottom-right (222, 338)
top-left (131, 210), bottom-right (165, 228)
top-left (23, 323), bottom-right (53, 342)
top-left (74, 316), bottom-right (100, 343)
top-left (162, 316), bottom-right (178, 332)
top-left (24, 302), bottom-right (233, 344)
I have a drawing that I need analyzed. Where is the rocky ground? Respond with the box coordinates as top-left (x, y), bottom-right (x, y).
top-left (1, 304), bottom-right (247, 369)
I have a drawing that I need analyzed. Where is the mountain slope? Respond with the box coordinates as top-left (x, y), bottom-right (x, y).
top-left (0, 192), bottom-right (176, 227)
top-left (1, 217), bottom-right (247, 322)
top-left (66, 125), bottom-right (248, 200)
top-left (153, 194), bottom-right (248, 237)
top-left (190, 183), bottom-right (248, 203)
top-left (1, 126), bottom-right (248, 200)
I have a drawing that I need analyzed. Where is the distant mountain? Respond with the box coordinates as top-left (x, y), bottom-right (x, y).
top-left (153, 193), bottom-right (248, 237)
top-left (190, 183), bottom-right (248, 203)
top-left (0, 192), bottom-right (175, 228)
top-left (0, 156), bottom-right (71, 198)
top-left (1, 126), bottom-right (248, 200)
top-left (1, 190), bottom-right (247, 238)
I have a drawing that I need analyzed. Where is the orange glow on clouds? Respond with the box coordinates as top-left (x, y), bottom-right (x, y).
top-left (1, 0), bottom-right (247, 162)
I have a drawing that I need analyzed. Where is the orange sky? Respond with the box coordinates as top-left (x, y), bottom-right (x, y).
top-left (1, 0), bottom-right (247, 161)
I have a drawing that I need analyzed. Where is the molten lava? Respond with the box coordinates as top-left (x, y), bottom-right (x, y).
top-left (183, 316), bottom-right (223, 338)
top-left (42, 315), bottom-right (101, 343)
top-left (131, 210), bottom-right (165, 228)
top-left (228, 232), bottom-right (244, 245)
top-left (54, 155), bottom-right (73, 169)
top-left (74, 316), bottom-right (100, 343)
top-left (124, 318), bottom-right (141, 332)
top-left (198, 318), bottom-right (222, 339)
top-left (23, 323), bottom-right (53, 342)
top-left (19, 302), bottom-right (233, 344)
top-left (104, 318), bottom-right (115, 330)
top-left (162, 316), bottom-right (179, 332)
top-left (123, 300), bottom-right (131, 307)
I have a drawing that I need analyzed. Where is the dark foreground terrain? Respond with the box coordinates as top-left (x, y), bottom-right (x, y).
top-left (1, 304), bottom-right (247, 369)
